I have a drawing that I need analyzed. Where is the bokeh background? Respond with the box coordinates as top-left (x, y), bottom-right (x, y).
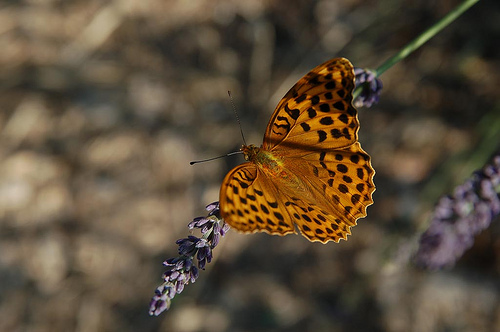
top-left (1, 0), bottom-right (499, 331)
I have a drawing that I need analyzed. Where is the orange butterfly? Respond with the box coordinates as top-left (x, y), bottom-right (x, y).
top-left (219, 58), bottom-right (375, 243)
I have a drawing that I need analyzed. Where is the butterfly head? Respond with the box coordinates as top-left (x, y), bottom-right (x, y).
top-left (241, 144), bottom-right (261, 162)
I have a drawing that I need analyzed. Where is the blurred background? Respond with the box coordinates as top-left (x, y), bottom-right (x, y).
top-left (0, 0), bottom-right (499, 331)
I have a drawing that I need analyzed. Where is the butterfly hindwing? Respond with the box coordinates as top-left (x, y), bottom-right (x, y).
top-left (273, 195), bottom-right (353, 243)
top-left (220, 159), bottom-right (358, 243)
top-left (220, 163), bottom-right (296, 235)
top-left (268, 142), bottom-right (374, 243)
top-left (299, 142), bottom-right (375, 222)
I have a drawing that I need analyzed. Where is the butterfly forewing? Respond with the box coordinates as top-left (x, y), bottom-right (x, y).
top-left (263, 58), bottom-right (358, 152)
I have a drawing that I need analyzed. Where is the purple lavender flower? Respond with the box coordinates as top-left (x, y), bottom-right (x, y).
top-left (149, 202), bottom-right (229, 316)
top-left (353, 67), bottom-right (383, 108)
top-left (415, 154), bottom-right (500, 269)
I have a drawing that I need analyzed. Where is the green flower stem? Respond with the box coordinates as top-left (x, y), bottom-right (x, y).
top-left (353, 0), bottom-right (480, 100)
top-left (375, 0), bottom-right (479, 77)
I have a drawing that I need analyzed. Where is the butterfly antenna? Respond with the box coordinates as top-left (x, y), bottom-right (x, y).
top-left (191, 92), bottom-right (247, 166)
top-left (228, 91), bottom-right (247, 146)
top-left (190, 151), bottom-right (243, 165)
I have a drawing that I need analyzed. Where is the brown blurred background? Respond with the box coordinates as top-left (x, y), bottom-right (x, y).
top-left (0, 0), bottom-right (499, 331)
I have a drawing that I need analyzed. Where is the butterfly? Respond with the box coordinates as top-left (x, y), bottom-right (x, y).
top-left (219, 58), bottom-right (375, 243)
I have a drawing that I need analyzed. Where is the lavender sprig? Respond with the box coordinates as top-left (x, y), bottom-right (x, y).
top-left (353, 67), bottom-right (383, 108)
top-left (415, 154), bottom-right (500, 269)
top-left (149, 202), bottom-right (230, 316)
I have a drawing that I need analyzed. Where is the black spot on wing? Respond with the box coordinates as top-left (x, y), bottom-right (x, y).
top-left (294, 94), bottom-right (307, 103)
top-left (319, 104), bottom-right (330, 113)
top-left (342, 175), bottom-right (352, 183)
top-left (318, 130), bottom-right (327, 142)
top-left (338, 184), bottom-right (348, 194)
top-left (325, 81), bottom-right (336, 90)
top-left (284, 104), bottom-right (300, 120)
top-left (331, 129), bottom-right (342, 138)
top-left (333, 101), bottom-right (345, 111)
top-left (319, 116), bottom-right (334, 125)
top-left (338, 113), bottom-right (349, 124)
top-left (269, 201), bottom-right (278, 208)
top-left (337, 164), bottom-right (348, 173)
top-left (308, 108), bottom-right (317, 118)
top-left (300, 123), bottom-right (311, 132)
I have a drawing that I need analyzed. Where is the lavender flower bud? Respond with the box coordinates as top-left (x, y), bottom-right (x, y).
top-left (177, 236), bottom-right (200, 257)
top-left (353, 67), bottom-right (383, 108)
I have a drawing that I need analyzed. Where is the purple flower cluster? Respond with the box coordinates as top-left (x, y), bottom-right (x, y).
top-left (149, 202), bottom-right (230, 316)
top-left (415, 154), bottom-right (500, 269)
top-left (353, 67), bottom-right (383, 108)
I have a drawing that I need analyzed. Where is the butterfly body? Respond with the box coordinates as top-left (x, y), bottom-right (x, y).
top-left (243, 144), bottom-right (312, 197)
top-left (220, 58), bottom-right (375, 243)
top-left (242, 145), bottom-right (282, 173)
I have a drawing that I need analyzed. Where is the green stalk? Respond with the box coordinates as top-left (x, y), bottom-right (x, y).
top-left (353, 0), bottom-right (480, 99)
